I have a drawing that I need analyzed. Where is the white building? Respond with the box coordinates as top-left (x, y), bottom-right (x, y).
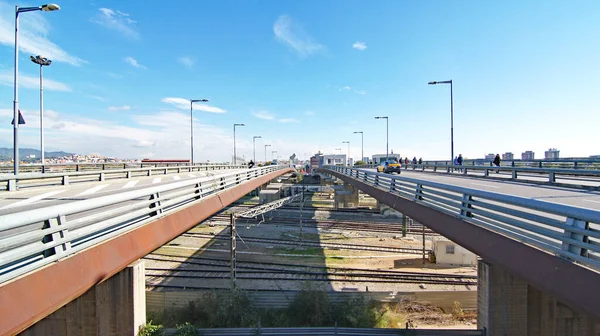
top-left (372, 153), bottom-right (402, 164)
top-left (433, 238), bottom-right (477, 266)
top-left (544, 148), bottom-right (560, 159)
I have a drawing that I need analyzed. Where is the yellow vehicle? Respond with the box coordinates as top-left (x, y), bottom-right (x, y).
top-left (377, 158), bottom-right (402, 174)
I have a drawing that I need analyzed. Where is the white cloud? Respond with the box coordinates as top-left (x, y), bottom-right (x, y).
top-left (352, 41), bottom-right (367, 51)
top-left (252, 111), bottom-right (276, 120)
top-left (108, 105), bottom-right (131, 111)
top-left (178, 57), bottom-right (194, 68)
top-left (0, 71), bottom-right (71, 92)
top-left (273, 15), bottom-right (323, 57)
top-left (0, 2), bottom-right (85, 66)
top-left (124, 57), bottom-right (147, 70)
top-left (304, 111), bottom-right (315, 116)
top-left (355, 90), bottom-right (366, 95)
top-left (340, 86), bottom-right (351, 91)
top-left (279, 118), bottom-right (299, 123)
top-left (90, 7), bottom-right (139, 39)
top-left (87, 95), bottom-right (106, 101)
top-left (162, 97), bottom-right (226, 113)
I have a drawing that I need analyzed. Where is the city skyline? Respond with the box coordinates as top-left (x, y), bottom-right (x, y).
top-left (1, 1), bottom-right (599, 162)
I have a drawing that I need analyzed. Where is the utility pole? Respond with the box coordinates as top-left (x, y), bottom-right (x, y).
top-left (230, 213), bottom-right (237, 290)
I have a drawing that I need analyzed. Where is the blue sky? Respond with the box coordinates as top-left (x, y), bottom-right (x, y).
top-left (0, 0), bottom-right (599, 162)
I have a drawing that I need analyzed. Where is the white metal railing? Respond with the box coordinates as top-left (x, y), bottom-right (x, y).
top-left (322, 166), bottom-right (600, 272)
top-left (0, 164), bottom-right (247, 191)
top-left (0, 165), bottom-right (288, 285)
top-left (353, 163), bottom-right (600, 186)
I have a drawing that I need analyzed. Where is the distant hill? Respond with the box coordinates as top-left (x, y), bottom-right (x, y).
top-left (0, 147), bottom-right (74, 159)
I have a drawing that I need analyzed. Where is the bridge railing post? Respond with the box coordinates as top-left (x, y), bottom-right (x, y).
top-left (62, 175), bottom-right (69, 186)
top-left (460, 194), bottom-right (474, 218)
top-left (44, 215), bottom-right (71, 258)
top-left (7, 179), bottom-right (16, 191)
top-left (99, 172), bottom-right (105, 182)
top-left (414, 184), bottom-right (424, 201)
top-left (149, 192), bottom-right (163, 216)
top-left (195, 183), bottom-right (203, 200)
top-left (512, 169), bottom-right (518, 179)
top-left (549, 171), bottom-right (556, 183)
top-left (561, 217), bottom-right (589, 259)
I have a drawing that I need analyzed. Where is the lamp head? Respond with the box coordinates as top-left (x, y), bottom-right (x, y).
top-left (41, 3), bottom-right (60, 11)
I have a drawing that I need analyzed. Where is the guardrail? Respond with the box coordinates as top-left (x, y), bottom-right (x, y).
top-left (0, 162), bottom-right (239, 174)
top-left (353, 163), bottom-right (600, 188)
top-left (421, 158), bottom-right (600, 169)
top-left (0, 164), bottom-right (248, 191)
top-left (0, 165), bottom-right (288, 285)
top-left (321, 166), bottom-right (600, 273)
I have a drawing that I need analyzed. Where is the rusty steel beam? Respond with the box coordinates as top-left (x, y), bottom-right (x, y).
top-left (321, 168), bottom-right (600, 320)
top-left (0, 168), bottom-right (291, 336)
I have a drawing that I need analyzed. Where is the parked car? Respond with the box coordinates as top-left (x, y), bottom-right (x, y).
top-left (377, 159), bottom-right (401, 174)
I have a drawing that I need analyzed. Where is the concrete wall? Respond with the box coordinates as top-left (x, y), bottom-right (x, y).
top-left (20, 261), bottom-right (146, 336)
top-left (478, 260), bottom-right (600, 336)
top-left (433, 239), bottom-right (477, 266)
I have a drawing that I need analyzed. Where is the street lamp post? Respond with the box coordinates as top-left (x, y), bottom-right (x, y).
top-left (342, 141), bottom-right (350, 165)
top-left (264, 144), bottom-right (271, 163)
top-left (189, 99), bottom-right (209, 165)
top-left (428, 80), bottom-right (454, 163)
top-left (252, 136), bottom-right (261, 163)
top-left (374, 116), bottom-right (389, 162)
top-left (13, 3), bottom-right (60, 176)
top-left (233, 124), bottom-right (245, 165)
top-left (30, 55), bottom-right (51, 165)
top-left (353, 131), bottom-right (363, 163)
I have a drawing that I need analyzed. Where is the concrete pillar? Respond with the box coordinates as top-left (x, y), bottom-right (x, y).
top-left (333, 183), bottom-right (359, 209)
top-left (477, 259), bottom-right (528, 336)
top-left (21, 261), bottom-right (146, 336)
top-left (478, 259), bottom-right (600, 336)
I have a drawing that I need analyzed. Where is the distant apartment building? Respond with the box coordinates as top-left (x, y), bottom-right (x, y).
top-left (363, 157), bottom-right (370, 164)
top-left (502, 152), bottom-right (514, 160)
top-left (484, 153), bottom-right (495, 161)
top-left (545, 148), bottom-right (560, 159)
top-left (522, 151), bottom-right (535, 160)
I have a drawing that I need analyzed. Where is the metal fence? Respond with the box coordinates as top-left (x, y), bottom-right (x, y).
top-left (162, 327), bottom-right (486, 336)
top-left (0, 161), bottom-right (238, 174)
top-left (353, 163), bottom-right (600, 188)
top-left (0, 164), bottom-right (247, 191)
top-left (322, 166), bottom-right (600, 272)
top-left (421, 158), bottom-right (600, 169)
top-left (0, 165), bottom-right (288, 285)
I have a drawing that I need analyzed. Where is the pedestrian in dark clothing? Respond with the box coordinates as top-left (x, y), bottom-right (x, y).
top-left (457, 154), bottom-right (463, 173)
top-left (248, 160), bottom-right (255, 169)
top-left (493, 154), bottom-right (501, 173)
top-left (418, 158), bottom-right (423, 165)
top-left (412, 157), bottom-right (417, 164)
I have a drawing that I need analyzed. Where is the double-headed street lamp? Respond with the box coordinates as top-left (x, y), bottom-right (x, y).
top-left (13, 3), bottom-right (60, 175)
top-left (233, 123), bottom-right (245, 165)
top-left (428, 80), bottom-right (454, 162)
top-left (342, 141), bottom-right (350, 165)
top-left (374, 116), bottom-right (389, 161)
top-left (264, 144), bottom-right (271, 163)
top-left (190, 99), bottom-right (209, 164)
top-left (353, 131), bottom-right (363, 163)
top-left (252, 136), bottom-right (261, 162)
top-left (30, 55), bottom-right (51, 165)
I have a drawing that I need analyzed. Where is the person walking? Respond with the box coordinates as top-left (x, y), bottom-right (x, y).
top-left (457, 154), bottom-right (464, 173)
top-left (453, 156), bottom-right (458, 172)
top-left (493, 154), bottom-right (501, 173)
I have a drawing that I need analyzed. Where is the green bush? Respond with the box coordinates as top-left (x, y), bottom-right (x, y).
top-left (288, 289), bottom-right (332, 326)
top-left (332, 297), bottom-right (378, 328)
top-left (139, 321), bottom-right (165, 336)
top-left (174, 322), bottom-right (198, 336)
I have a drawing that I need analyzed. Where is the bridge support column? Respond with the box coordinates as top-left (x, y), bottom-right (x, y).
top-left (333, 183), bottom-right (359, 209)
top-left (20, 260), bottom-right (146, 336)
top-left (478, 259), bottom-right (600, 336)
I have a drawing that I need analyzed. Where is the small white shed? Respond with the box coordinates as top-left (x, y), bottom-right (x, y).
top-left (433, 238), bottom-right (477, 266)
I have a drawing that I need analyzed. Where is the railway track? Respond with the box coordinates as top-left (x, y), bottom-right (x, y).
top-left (180, 232), bottom-right (428, 255)
top-left (144, 253), bottom-right (476, 286)
top-left (206, 214), bottom-right (438, 235)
